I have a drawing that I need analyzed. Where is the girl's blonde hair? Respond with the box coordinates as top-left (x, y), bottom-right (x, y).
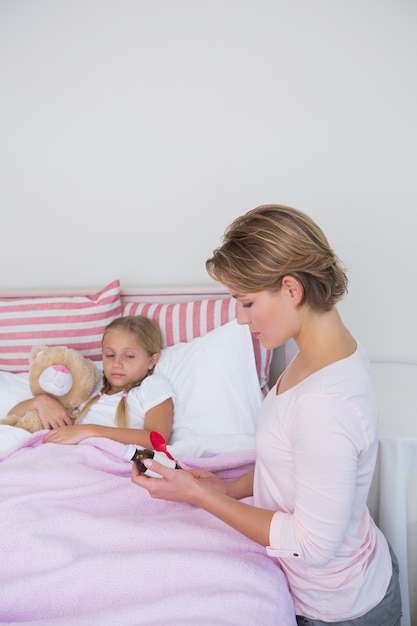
top-left (206, 204), bottom-right (348, 311)
top-left (77, 316), bottom-right (162, 428)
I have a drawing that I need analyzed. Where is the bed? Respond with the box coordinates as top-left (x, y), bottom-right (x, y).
top-left (0, 280), bottom-right (297, 626)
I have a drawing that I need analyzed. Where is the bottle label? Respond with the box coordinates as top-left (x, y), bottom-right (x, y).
top-left (144, 451), bottom-right (177, 478)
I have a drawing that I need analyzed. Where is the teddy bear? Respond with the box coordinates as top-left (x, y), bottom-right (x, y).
top-left (0, 345), bottom-right (101, 433)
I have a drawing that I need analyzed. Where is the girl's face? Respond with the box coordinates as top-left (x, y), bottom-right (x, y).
top-left (102, 329), bottom-right (159, 394)
top-left (233, 287), bottom-right (300, 350)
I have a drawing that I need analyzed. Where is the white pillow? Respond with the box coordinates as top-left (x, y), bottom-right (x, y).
top-left (155, 320), bottom-right (263, 458)
top-left (0, 370), bottom-right (31, 416)
top-left (0, 371), bottom-right (34, 455)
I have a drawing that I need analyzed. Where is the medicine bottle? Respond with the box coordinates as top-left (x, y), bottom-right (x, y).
top-left (124, 444), bottom-right (180, 478)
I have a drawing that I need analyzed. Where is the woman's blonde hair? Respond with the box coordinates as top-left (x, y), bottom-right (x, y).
top-left (206, 204), bottom-right (348, 311)
top-left (77, 316), bottom-right (162, 428)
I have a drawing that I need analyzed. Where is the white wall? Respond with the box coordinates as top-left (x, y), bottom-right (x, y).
top-left (1, 0), bottom-right (416, 364)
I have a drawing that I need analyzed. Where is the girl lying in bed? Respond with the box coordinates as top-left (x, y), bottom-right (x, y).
top-left (7, 316), bottom-right (174, 449)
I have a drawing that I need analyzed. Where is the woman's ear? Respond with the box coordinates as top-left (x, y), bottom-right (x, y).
top-left (281, 275), bottom-right (303, 305)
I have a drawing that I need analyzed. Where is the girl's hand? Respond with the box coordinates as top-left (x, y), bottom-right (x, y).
top-left (43, 424), bottom-right (94, 445)
top-left (34, 395), bottom-right (75, 430)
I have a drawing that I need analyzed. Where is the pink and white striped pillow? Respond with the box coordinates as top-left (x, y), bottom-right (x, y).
top-left (122, 297), bottom-right (273, 393)
top-left (0, 280), bottom-right (122, 373)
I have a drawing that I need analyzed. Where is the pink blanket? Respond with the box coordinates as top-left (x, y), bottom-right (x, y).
top-left (0, 435), bottom-right (296, 625)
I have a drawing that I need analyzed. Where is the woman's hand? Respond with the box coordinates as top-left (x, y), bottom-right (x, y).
top-left (43, 424), bottom-right (95, 445)
top-left (131, 459), bottom-right (226, 506)
top-left (186, 467), bottom-right (230, 494)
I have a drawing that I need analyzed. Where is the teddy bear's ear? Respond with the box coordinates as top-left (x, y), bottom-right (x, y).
top-left (30, 345), bottom-right (49, 364)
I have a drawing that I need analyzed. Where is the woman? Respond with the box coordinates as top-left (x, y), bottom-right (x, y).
top-left (131, 204), bottom-right (401, 625)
